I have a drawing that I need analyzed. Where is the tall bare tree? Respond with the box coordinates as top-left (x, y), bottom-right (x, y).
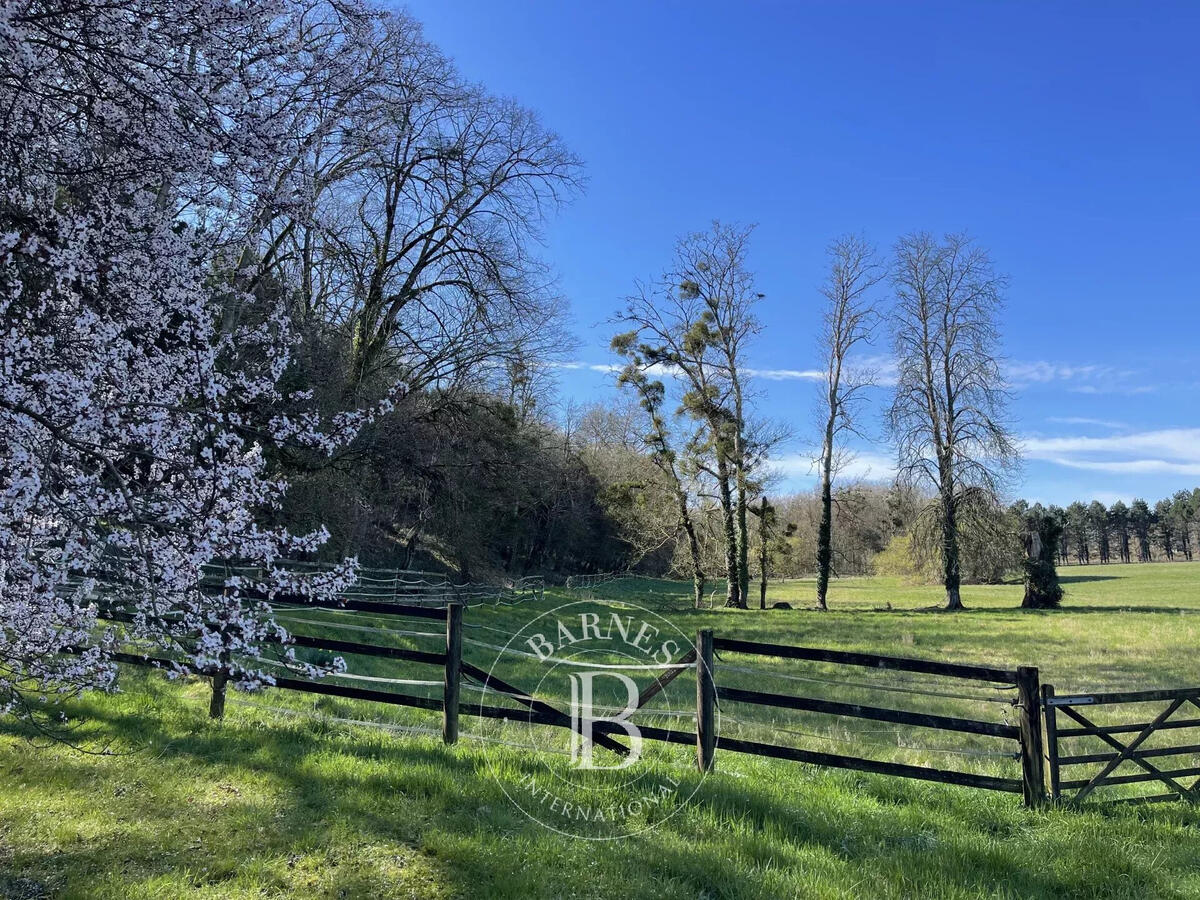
top-left (246, 10), bottom-right (583, 399)
top-left (814, 235), bottom-right (883, 610)
top-left (886, 233), bottom-right (1017, 610)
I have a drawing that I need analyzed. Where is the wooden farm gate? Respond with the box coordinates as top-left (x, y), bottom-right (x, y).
top-left (1042, 685), bottom-right (1200, 805)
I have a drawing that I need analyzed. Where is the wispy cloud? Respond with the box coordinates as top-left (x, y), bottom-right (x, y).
top-left (556, 356), bottom-right (1161, 400)
top-left (1065, 384), bottom-right (1156, 396)
top-left (743, 367), bottom-right (823, 381)
top-left (1022, 428), bottom-right (1200, 477)
top-left (552, 361), bottom-right (621, 374)
top-left (551, 361), bottom-right (674, 377)
top-left (1005, 360), bottom-right (1153, 395)
top-left (1046, 416), bottom-right (1128, 430)
top-left (1005, 361), bottom-right (1120, 385)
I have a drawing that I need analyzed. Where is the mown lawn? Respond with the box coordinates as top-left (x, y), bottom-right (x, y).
top-left (4, 562), bottom-right (1200, 898)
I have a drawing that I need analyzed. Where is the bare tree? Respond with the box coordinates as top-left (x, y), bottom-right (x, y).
top-left (886, 233), bottom-right (1017, 610)
top-left (814, 235), bottom-right (883, 610)
top-left (676, 224), bottom-right (762, 608)
top-left (246, 10), bottom-right (583, 399)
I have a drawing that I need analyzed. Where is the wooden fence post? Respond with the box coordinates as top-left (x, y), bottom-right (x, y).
top-left (209, 669), bottom-right (228, 719)
top-left (443, 602), bottom-right (463, 744)
top-left (209, 643), bottom-right (230, 719)
top-left (696, 628), bottom-right (716, 772)
top-left (1041, 683), bottom-right (1060, 802)
top-left (1016, 665), bottom-right (1045, 807)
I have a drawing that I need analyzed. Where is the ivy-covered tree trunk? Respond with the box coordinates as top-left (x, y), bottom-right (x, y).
top-left (678, 493), bottom-right (706, 609)
top-left (736, 475), bottom-right (751, 608)
top-left (941, 474), bottom-right (964, 611)
top-left (758, 496), bottom-right (770, 610)
top-left (815, 421), bottom-right (836, 610)
top-left (1021, 514), bottom-right (1063, 609)
top-left (717, 455), bottom-right (743, 608)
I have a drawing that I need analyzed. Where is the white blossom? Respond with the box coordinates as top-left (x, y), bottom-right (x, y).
top-left (0, 0), bottom-right (382, 715)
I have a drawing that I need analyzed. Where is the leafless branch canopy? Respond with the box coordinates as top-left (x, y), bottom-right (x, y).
top-left (886, 232), bottom-right (1017, 496)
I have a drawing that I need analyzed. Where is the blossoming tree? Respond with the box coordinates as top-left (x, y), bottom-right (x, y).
top-left (0, 0), bottom-right (380, 721)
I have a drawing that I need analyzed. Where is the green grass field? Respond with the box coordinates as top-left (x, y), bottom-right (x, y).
top-left (4, 562), bottom-right (1200, 899)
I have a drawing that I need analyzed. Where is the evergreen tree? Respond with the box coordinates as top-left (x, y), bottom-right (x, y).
top-left (1109, 500), bottom-right (1132, 563)
top-left (1130, 499), bottom-right (1154, 562)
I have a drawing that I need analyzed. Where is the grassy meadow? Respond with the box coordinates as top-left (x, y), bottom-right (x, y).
top-left (4, 562), bottom-right (1200, 898)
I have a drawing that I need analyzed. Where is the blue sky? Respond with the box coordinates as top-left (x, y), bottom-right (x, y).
top-left (403, 0), bottom-right (1200, 506)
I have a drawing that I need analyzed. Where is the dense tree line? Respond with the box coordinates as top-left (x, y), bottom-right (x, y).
top-left (1051, 492), bottom-right (1200, 566)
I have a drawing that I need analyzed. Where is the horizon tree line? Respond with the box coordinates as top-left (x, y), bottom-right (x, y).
top-left (1053, 493), bottom-right (1199, 565)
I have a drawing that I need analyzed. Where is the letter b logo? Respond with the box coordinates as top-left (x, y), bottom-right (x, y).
top-left (567, 672), bottom-right (643, 770)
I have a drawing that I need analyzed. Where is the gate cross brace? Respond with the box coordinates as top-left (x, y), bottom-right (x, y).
top-left (1062, 697), bottom-right (1191, 803)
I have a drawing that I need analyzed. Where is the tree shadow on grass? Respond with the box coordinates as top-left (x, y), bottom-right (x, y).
top-left (910, 603), bottom-right (1200, 616)
top-left (1058, 574), bottom-right (1123, 584)
top-left (4, 681), bottom-right (1200, 899)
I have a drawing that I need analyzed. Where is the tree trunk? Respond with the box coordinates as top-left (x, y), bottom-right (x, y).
top-left (678, 491), bottom-right (705, 609)
top-left (758, 498), bottom-right (769, 610)
top-left (940, 472), bottom-right (964, 610)
top-left (1021, 520), bottom-right (1063, 609)
top-left (209, 669), bottom-right (229, 719)
top-left (716, 455), bottom-right (742, 608)
top-left (731, 374), bottom-right (751, 609)
top-left (736, 474), bottom-right (751, 609)
top-left (815, 424), bottom-right (835, 610)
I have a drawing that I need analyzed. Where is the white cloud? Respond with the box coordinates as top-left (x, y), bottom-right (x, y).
top-left (1006, 361), bottom-right (1114, 385)
top-left (1021, 428), bottom-right (1200, 477)
top-left (1046, 416), bottom-right (1128, 430)
top-left (1066, 384), bottom-right (1156, 396)
top-left (554, 360), bottom-right (825, 382)
top-left (550, 361), bottom-right (669, 376)
top-left (743, 368), bottom-right (824, 381)
top-left (1037, 458), bottom-right (1200, 476)
top-left (1005, 360), bottom-right (1153, 394)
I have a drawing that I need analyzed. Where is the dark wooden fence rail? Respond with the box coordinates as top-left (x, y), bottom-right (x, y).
top-left (97, 607), bottom-right (1052, 806)
top-left (710, 633), bottom-right (1037, 802)
top-left (1042, 684), bottom-right (1200, 805)
top-left (97, 594), bottom-right (458, 735)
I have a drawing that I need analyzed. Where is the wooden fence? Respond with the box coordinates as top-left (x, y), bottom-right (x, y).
top-left (99, 598), bottom-right (1055, 807)
top-left (197, 563), bottom-right (544, 606)
top-left (707, 636), bottom-right (1043, 805)
top-left (1042, 684), bottom-right (1200, 805)
top-left (95, 587), bottom-right (1200, 812)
